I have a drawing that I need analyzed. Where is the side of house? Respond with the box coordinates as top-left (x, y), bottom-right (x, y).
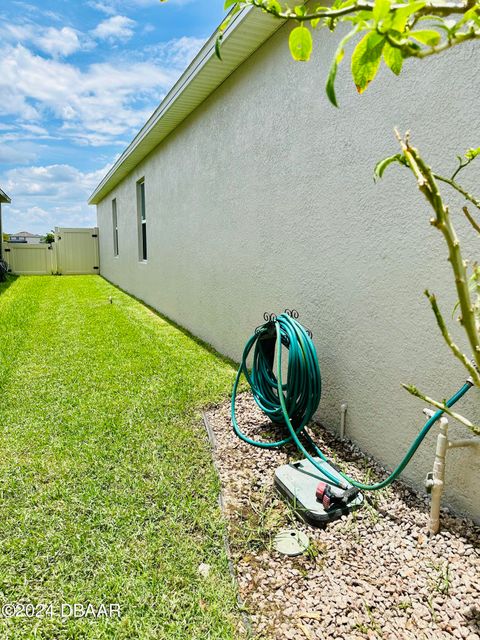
top-left (90, 10), bottom-right (480, 517)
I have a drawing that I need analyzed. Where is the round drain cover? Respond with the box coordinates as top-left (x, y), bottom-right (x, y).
top-left (273, 529), bottom-right (309, 556)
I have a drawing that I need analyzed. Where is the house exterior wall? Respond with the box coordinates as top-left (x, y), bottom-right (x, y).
top-left (96, 24), bottom-right (480, 518)
top-left (9, 235), bottom-right (42, 244)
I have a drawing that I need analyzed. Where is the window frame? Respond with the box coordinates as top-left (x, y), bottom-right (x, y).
top-left (112, 198), bottom-right (119, 257)
top-left (136, 179), bottom-right (147, 262)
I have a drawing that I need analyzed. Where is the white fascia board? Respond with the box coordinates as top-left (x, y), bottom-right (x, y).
top-left (88, 6), bottom-right (285, 205)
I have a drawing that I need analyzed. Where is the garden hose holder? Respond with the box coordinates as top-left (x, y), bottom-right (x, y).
top-left (231, 311), bottom-right (473, 528)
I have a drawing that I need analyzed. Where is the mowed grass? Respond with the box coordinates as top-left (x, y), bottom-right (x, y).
top-left (0, 275), bottom-right (240, 639)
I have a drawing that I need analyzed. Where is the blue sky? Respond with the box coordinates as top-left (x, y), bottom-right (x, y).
top-left (0, 0), bottom-right (225, 234)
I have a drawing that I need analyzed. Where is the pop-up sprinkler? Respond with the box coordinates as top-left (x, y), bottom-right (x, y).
top-left (231, 311), bottom-right (475, 532)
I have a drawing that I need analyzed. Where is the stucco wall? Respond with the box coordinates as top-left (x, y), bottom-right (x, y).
top-left (96, 23), bottom-right (480, 518)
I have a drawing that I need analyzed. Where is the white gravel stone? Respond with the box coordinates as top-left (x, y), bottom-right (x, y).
top-left (205, 394), bottom-right (480, 640)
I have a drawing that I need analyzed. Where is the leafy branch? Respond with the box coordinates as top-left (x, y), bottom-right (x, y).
top-left (217, 0), bottom-right (480, 105)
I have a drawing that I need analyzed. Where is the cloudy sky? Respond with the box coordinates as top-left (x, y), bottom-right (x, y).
top-left (0, 0), bottom-right (224, 234)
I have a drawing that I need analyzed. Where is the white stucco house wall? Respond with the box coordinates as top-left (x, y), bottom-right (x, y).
top-left (89, 8), bottom-right (480, 518)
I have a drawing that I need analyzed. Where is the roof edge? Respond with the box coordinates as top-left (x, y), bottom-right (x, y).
top-left (0, 188), bottom-right (11, 203)
top-left (88, 6), bottom-right (284, 205)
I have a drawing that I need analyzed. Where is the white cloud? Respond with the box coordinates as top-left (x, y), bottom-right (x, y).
top-left (92, 15), bottom-right (136, 42)
top-left (3, 22), bottom-right (83, 58)
top-left (37, 27), bottom-right (81, 57)
top-left (87, 1), bottom-right (117, 15)
top-left (2, 162), bottom-right (112, 234)
top-left (146, 35), bottom-right (205, 68)
top-left (0, 44), bottom-right (176, 146)
top-left (88, 0), bottom-right (195, 12)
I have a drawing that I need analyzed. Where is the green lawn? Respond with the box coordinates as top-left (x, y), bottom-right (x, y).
top-left (0, 275), bottom-right (240, 639)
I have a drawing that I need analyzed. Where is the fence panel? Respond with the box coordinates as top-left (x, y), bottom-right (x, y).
top-left (2, 227), bottom-right (100, 275)
top-left (4, 244), bottom-right (54, 275)
top-left (54, 228), bottom-right (99, 275)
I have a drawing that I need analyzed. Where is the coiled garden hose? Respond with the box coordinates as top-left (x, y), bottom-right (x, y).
top-left (231, 313), bottom-right (472, 491)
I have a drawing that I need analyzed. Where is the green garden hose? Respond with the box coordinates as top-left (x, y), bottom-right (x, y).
top-left (231, 313), bottom-right (472, 491)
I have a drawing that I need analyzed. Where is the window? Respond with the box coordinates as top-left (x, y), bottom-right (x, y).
top-left (137, 179), bottom-right (147, 261)
top-left (112, 198), bottom-right (119, 256)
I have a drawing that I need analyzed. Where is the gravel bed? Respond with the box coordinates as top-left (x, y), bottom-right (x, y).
top-left (205, 393), bottom-right (480, 640)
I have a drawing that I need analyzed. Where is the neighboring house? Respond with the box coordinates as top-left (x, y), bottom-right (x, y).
top-left (0, 187), bottom-right (11, 262)
top-left (9, 231), bottom-right (43, 244)
top-left (89, 9), bottom-right (480, 517)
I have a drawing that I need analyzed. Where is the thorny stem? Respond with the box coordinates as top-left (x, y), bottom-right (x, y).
top-left (396, 133), bottom-right (480, 375)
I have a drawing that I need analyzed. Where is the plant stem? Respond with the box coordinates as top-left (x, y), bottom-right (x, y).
top-left (402, 384), bottom-right (480, 435)
top-left (396, 133), bottom-right (480, 375)
top-left (462, 206), bottom-right (480, 233)
top-left (413, 29), bottom-right (480, 58)
top-left (425, 290), bottom-right (480, 385)
top-left (434, 175), bottom-right (480, 210)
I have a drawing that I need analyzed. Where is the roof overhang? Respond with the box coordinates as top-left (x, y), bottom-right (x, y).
top-left (88, 6), bottom-right (285, 205)
top-left (0, 188), bottom-right (11, 203)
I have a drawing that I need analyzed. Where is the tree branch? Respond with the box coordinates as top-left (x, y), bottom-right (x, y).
top-left (425, 289), bottom-right (480, 385)
top-left (412, 29), bottom-right (480, 58)
top-left (402, 384), bottom-right (480, 435)
top-left (462, 205), bottom-right (480, 233)
top-left (433, 174), bottom-right (480, 211)
top-left (248, 0), bottom-right (476, 21)
top-left (396, 133), bottom-right (480, 372)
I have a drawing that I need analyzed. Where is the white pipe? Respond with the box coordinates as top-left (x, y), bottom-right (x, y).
top-left (428, 416), bottom-right (449, 536)
top-left (448, 438), bottom-right (480, 449)
top-left (425, 408), bottom-right (480, 535)
top-left (339, 402), bottom-right (347, 439)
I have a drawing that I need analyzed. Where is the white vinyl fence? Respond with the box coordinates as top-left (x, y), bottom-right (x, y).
top-left (3, 227), bottom-right (99, 275)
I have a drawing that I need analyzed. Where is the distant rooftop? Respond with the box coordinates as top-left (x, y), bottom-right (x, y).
top-left (11, 231), bottom-right (43, 238)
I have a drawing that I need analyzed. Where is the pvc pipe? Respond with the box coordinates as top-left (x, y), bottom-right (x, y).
top-left (429, 416), bottom-right (449, 536)
top-left (427, 421), bottom-right (479, 535)
top-left (340, 402), bottom-right (347, 439)
top-left (448, 438), bottom-right (480, 449)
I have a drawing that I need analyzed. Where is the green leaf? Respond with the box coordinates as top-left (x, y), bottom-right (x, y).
top-left (224, 0), bottom-right (237, 8)
top-left (266, 0), bottom-right (282, 14)
top-left (383, 41), bottom-right (403, 75)
top-left (289, 26), bottom-right (313, 61)
top-left (465, 147), bottom-right (480, 160)
top-left (215, 35), bottom-right (223, 60)
top-left (373, 153), bottom-right (405, 180)
top-left (456, 6), bottom-right (480, 27)
top-left (325, 26), bottom-right (360, 107)
top-left (351, 31), bottom-right (385, 93)
top-left (409, 29), bottom-right (441, 46)
top-left (391, 1), bottom-right (426, 31)
top-left (373, 0), bottom-right (391, 24)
